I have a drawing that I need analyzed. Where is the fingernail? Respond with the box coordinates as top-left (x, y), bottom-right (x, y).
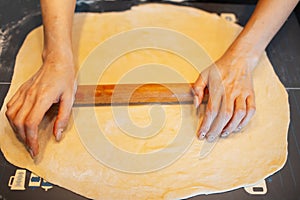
top-left (56, 128), bottom-right (63, 142)
top-left (221, 131), bottom-right (229, 138)
top-left (207, 135), bottom-right (215, 142)
top-left (198, 131), bottom-right (206, 140)
top-left (234, 126), bottom-right (242, 133)
top-left (194, 96), bottom-right (199, 108)
top-left (28, 148), bottom-right (34, 159)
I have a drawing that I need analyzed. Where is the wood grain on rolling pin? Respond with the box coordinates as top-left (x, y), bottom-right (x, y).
top-left (74, 83), bottom-right (208, 106)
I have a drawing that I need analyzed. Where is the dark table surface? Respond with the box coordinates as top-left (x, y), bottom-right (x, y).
top-left (0, 1), bottom-right (299, 200)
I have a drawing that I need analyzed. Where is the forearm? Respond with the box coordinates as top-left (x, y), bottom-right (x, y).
top-left (40, 0), bottom-right (76, 63)
top-left (226, 0), bottom-right (299, 68)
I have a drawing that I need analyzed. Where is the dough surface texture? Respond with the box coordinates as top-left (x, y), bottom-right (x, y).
top-left (0, 4), bottom-right (289, 199)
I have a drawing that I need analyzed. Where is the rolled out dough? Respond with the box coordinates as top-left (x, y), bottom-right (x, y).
top-left (0, 4), bottom-right (289, 199)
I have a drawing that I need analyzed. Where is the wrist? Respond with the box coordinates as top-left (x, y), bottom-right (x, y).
top-left (224, 32), bottom-right (266, 71)
top-left (223, 44), bottom-right (262, 71)
top-left (220, 50), bottom-right (260, 72)
top-left (42, 47), bottom-right (74, 66)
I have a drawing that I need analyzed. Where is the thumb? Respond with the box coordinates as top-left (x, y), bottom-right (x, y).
top-left (53, 93), bottom-right (74, 142)
top-left (193, 70), bottom-right (208, 107)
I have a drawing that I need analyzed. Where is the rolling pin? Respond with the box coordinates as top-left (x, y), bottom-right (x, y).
top-left (74, 83), bottom-right (208, 107)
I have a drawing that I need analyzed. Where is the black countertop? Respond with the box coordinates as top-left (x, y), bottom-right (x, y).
top-left (0, 1), bottom-right (299, 200)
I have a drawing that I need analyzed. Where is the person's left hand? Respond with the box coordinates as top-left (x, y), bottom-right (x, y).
top-left (193, 53), bottom-right (257, 142)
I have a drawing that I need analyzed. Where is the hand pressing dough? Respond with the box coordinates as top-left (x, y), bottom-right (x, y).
top-left (0, 4), bottom-right (289, 199)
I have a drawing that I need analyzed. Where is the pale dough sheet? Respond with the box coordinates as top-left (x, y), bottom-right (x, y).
top-left (0, 4), bottom-right (289, 199)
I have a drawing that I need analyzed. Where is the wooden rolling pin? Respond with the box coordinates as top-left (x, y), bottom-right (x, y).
top-left (74, 83), bottom-right (208, 107)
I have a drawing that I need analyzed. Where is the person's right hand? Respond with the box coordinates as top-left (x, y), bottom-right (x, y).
top-left (5, 55), bottom-right (77, 158)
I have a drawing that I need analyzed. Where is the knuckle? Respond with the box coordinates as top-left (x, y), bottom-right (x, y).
top-left (40, 87), bottom-right (51, 98)
top-left (24, 119), bottom-right (37, 131)
top-left (5, 109), bottom-right (13, 119)
top-left (206, 110), bottom-right (217, 119)
top-left (219, 111), bottom-right (233, 127)
top-left (36, 95), bottom-right (46, 103)
top-left (223, 112), bottom-right (231, 121)
top-left (12, 119), bottom-right (22, 129)
top-left (6, 101), bottom-right (13, 108)
top-left (25, 88), bottom-right (35, 97)
top-left (205, 110), bottom-right (212, 117)
top-left (223, 108), bottom-right (233, 120)
top-left (58, 117), bottom-right (69, 127)
top-left (27, 135), bottom-right (38, 143)
top-left (236, 109), bottom-right (246, 119)
top-left (36, 93), bottom-right (51, 104)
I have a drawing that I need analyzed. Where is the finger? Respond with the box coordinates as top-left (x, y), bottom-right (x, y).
top-left (206, 95), bottom-right (234, 142)
top-left (7, 83), bottom-right (30, 108)
top-left (236, 94), bottom-right (256, 131)
top-left (6, 91), bottom-right (21, 109)
top-left (25, 127), bottom-right (39, 159)
top-left (5, 92), bottom-right (26, 123)
top-left (53, 92), bottom-right (74, 142)
top-left (8, 91), bottom-right (36, 143)
top-left (6, 103), bottom-right (22, 137)
top-left (5, 109), bottom-right (19, 136)
top-left (193, 70), bottom-right (208, 108)
top-left (197, 90), bottom-right (222, 139)
top-left (221, 96), bottom-right (246, 137)
top-left (24, 96), bottom-right (55, 156)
